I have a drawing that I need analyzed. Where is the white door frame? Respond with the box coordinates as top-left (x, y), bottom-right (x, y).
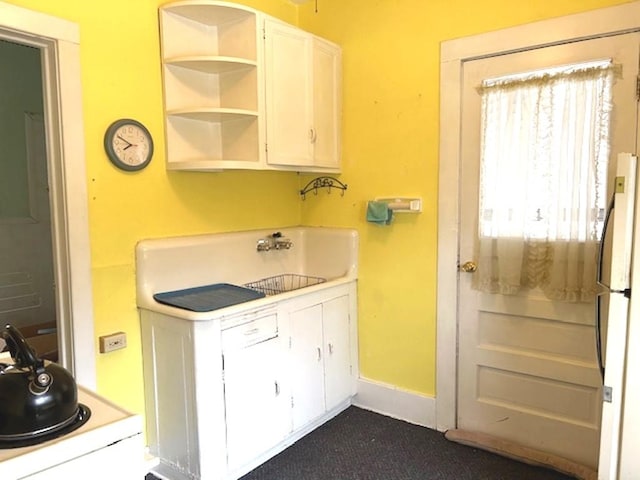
top-left (436, 1), bottom-right (640, 432)
top-left (0, 3), bottom-right (96, 389)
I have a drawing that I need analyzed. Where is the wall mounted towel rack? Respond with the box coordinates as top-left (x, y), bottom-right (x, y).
top-left (300, 176), bottom-right (348, 200)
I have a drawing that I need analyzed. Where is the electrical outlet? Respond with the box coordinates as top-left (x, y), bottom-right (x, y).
top-left (99, 332), bottom-right (127, 353)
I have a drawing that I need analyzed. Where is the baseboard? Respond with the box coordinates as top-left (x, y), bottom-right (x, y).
top-left (352, 377), bottom-right (436, 429)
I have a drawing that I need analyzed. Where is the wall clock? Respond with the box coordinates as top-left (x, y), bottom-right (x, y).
top-left (104, 118), bottom-right (154, 171)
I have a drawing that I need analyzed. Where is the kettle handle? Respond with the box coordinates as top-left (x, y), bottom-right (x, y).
top-left (1, 324), bottom-right (45, 373)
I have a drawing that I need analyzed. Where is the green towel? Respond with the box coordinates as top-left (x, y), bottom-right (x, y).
top-left (366, 201), bottom-right (393, 225)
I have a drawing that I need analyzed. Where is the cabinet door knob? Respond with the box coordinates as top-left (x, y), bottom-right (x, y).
top-left (309, 128), bottom-right (317, 143)
top-left (274, 381), bottom-right (280, 396)
top-left (317, 347), bottom-right (322, 361)
top-left (328, 343), bottom-right (334, 355)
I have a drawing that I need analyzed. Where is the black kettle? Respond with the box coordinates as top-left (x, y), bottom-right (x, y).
top-left (0, 324), bottom-right (87, 444)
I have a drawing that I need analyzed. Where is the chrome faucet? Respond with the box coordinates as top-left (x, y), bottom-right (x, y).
top-left (256, 232), bottom-right (293, 252)
top-left (256, 238), bottom-right (272, 251)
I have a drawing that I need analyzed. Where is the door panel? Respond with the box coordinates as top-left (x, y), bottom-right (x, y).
top-left (224, 337), bottom-right (290, 471)
top-left (264, 19), bottom-right (313, 167)
top-left (458, 33), bottom-right (640, 468)
top-left (0, 112), bottom-right (58, 359)
top-left (322, 295), bottom-right (351, 411)
top-left (290, 304), bottom-right (324, 429)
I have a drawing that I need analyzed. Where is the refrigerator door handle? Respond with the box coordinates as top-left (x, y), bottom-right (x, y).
top-left (596, 195), bottom-right (615, 382)
top-left (597, 195), bottom-right (615, 291)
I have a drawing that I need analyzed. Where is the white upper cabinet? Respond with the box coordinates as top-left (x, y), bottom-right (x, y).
top-left (264, 19), bottom-right (313, 168)
top-left (159, 2), bottom-right (265, 171)
top-left (311, 37), bottom-right (342, 170)
top-left (159, 1), bottom-right (341, 172)
top-left (264, 18), bottom-right (341, 171)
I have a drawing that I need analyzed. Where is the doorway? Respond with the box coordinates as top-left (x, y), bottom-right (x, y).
top-left (437, 0), bottom-right (640, 472)
top-left (0, 2), bottom-right (96, 388)
top-left (456, 33), bottom-right (639, 468)
top-left (0, 39), bottom-right (58, 361)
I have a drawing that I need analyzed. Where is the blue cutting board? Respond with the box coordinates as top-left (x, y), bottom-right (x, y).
top-left (153, 283), bottom-right (265, 312)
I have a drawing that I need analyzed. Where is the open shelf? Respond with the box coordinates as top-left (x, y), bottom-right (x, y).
top-left (165, 114), bottom-right (260, 167)
top-left (160, 1), bottom-right (263, 169)
top-left (165, 56), bottom-right (257, 74)
top-left (167, 108), bottom-right (259, 122)
top-left (161, 3), bottom-right (257, 60)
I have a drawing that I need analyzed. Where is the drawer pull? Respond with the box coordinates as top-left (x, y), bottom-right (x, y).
top-left (220, 313), bottom-right (278, 351)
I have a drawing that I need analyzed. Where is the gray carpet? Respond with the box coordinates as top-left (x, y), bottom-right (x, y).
top-left (146, 406), bottom-right (577, 479)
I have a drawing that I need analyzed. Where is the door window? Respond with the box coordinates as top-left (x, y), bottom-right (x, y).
top-left (476, 60), bottom-right (617, 301)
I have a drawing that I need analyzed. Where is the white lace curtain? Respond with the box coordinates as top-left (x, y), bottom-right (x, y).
top-left (474, 61), bottom-right (617, 302)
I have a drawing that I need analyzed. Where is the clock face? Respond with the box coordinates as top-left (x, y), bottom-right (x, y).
top-left (104, 119), bottom-right (153, 171)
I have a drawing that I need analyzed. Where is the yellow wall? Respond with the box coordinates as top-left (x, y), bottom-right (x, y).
top-left (296, 0), bottom-right (632, 396)
top-left (2, 0), bottom-right (633, 418)
top-left (4, 0), bottom-right (300, 415)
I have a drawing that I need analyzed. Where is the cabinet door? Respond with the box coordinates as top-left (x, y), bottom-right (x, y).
top-left (264, 19), bottom-right (313, 167)
top-left (224, 337), bottom-right (289, 471)
top-left (312, 37), bottom-right (341, 169)
top-left (322, 295), bottom-right (352, 410)
top-left (289, 304), bottom-right (325, 429)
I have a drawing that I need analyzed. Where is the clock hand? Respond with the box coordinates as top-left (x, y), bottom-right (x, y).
top-left (117, 135), bottom-right (133, 147)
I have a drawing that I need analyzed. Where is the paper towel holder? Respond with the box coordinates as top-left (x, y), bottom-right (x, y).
top-left (375, 197), bottom-right (422, 212)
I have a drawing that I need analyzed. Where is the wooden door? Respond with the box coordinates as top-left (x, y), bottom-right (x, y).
top-left (458, 33), bottom-right (640, 468)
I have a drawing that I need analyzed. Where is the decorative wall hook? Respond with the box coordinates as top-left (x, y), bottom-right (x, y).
top-left (300, 176), bottom-right (348, 200)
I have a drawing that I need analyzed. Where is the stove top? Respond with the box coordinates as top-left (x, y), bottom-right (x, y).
top-left (0, 403), bottom-right (91, 449)
top-left (0, 354), bottom-right (142, 479)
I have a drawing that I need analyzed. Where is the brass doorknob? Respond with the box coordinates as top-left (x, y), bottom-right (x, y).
top-left (460, 261), bottom-right (477, 273)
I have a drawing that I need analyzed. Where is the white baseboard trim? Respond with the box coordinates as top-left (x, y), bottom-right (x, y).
top-left (353, 377), bottom-right (436, 429)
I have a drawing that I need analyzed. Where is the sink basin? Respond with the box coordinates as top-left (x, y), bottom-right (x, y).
top-left (136, 227), bottom-right (358, 314)
top-left (244, 274), bottom-right (326, 296)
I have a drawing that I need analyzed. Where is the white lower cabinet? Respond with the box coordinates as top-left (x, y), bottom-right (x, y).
top-left (323, 295), bottom-right (353, 410)
top-left (223, 324), bottom-right (290, 471)
top-left (289, 295), bottom-right (352, 430)
top-left (290, 304), bottom-right (325, 429)
top-left (141, 282), bottom-right (357, 480)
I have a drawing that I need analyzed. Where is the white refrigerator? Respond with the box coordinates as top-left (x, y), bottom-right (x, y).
top-left (598, 152), bottom-right (639, 479)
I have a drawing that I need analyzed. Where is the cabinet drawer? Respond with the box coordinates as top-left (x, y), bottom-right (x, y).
top-left (221, 314), bottom-right (278, 351)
